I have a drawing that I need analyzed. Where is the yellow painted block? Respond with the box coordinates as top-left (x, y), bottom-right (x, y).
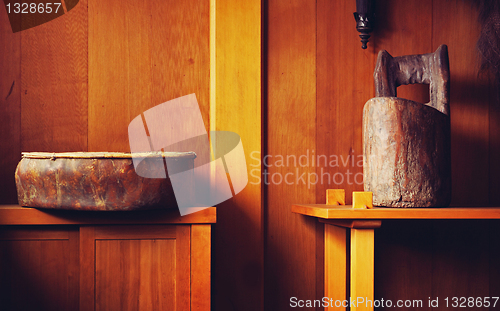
top-left (326, 189), bottom-right (345, 205)
top-left (352, 191), bottom-right (373, 209)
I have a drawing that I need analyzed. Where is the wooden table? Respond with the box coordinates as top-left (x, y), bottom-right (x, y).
top-left (292, 204), bottom-right (500, 311)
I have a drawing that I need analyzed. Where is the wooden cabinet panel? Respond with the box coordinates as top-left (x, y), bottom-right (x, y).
top-left (0, 227), bottom-right (79, 311)
top-left (95, 240), bottom-right (177, 311)
top-left (82, 225), bottom-right (192, 311)
top-left (0, 210), bottom-right (213, 311)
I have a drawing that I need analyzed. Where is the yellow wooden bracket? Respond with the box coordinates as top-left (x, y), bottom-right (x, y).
top-left (326, 189), bottom-right (346, 205)
top-left (326, 190), bottom-right (373, 209)
top-left (352, 191), bottom-right (373, 209)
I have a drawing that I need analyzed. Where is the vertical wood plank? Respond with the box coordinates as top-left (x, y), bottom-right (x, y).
top-left (88, 0), bottom-right (209, 152)
top-left (316, 0), bottom-right (376, 206)
top-left (214, 0), bottom-right (263, 310)
top-left (21, 0), bottom-right (88, 152)
top-left (94, 239), bottom-right (178, 311)
top-left (374, 221), bottom-right (433, 311)
top-left (489, 78), bottom-right (500, 206)
top-left (431, 220), bottom-right (490, 311)
top-left (151, 0), bottom-right (210, 132)
top-left (176, 225), bottom-right (191, 311)
top-left (68, 229), bottom-right (80, 311)
top-left (374, 0), bottom-right (433, 54)
top-left (372, 0), bottom-right (433, 116)
top-left (80, 226), bottom-right (95, 311)
top-left (368, 2), bottom-right (434, 309)
top-left (191, 224), bottom-right (211, 311)
top-left (150, 0), bottom-right (210, 189)
top-left (490, 220), bottom-right (500, 311)
top-left (266, 1), bottom-right (316, 310)
top-left (350, 229), bottom-right (374, 311)
top-left (93, 225), bottom-right (190, 311)
top-left (88, 0), bottom-right (151, 152)
top-left (432, 0), bottom-right (489, 206)
top-left (324, 224), bottom-right (347, 311)
top-left (0, 3), bottom-right (21, 204)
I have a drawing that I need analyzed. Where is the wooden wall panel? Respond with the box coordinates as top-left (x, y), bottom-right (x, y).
top-left (372, 1), bottom-right (497, 308)
top-left (88, 0), bottom-right (151, 152)
top-left (266, 1), bottom-right (317, 310)
top-left (316, 0), bottom-right (376, 206)
top-left (88, 0), bottom-right (209, 152)
top-left (191, 225), bottom-right (211, 311)
top-left (0, 227), bottom-right (79, 311)
top-left (488, 77), bottom-right (500, 206)
top-left (375, 221), bottom-right (433, 311)
top-left (268, 0), bottom-right (498, 310)
top-left (368, 1), bottom-right (435, 308)
top-left (433, 0), bottom-right (490, 206)
top-left (21, 0), bottom-right (88, 152)
top-left (374, 0), bottom-right (433, 104)
top-left (490, 221), bottom-right (500, 310)
top-left (0, 5), bottom-right (21, 204)
top-left (151, 0), bottom-right (210, 133)
top-left (213, 0), bottom-right (262, 310)
top-left (431, 221), bottom-right (490, 311)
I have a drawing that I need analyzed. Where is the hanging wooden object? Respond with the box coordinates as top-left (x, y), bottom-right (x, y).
top-left (363, 45), bottom-right (451, 207)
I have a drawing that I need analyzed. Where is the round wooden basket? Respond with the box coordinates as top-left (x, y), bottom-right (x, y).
top-left (15, 151), bottom-right (196, 211)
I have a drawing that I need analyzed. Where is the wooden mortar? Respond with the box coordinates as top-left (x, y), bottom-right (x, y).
top-left (363, 45), bottom-right (451, 207)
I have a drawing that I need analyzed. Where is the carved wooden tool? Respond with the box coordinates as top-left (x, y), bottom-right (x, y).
top-left (363, 45), bottom-right (451, 207)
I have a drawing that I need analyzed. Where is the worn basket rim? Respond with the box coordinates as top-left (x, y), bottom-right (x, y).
top-left (21, 151), bottom-right (197, 159)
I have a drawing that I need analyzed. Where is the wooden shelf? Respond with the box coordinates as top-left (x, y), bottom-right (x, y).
top-left (0, 205), bottom-right (216, 225)
top-left (292, 204), bottom-right (500, 219)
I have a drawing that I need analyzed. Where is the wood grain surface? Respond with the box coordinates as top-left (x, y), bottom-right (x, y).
top-left (0, 227), bottom-right (79, 311)
top-left (95, 239), bottom-right (178, 311)
top-left (21, 0), bottom-right (88, 152)
top-left (0, 205), bottom-right (216, 225)
top-left (350, 229), bottom-right (375, 311)
top-left (432, 0), bottom-right (491, 207)
top-left (266, 1), bottom-right (318, 310)
top-left (431, 220), bottom-right (490, 311)
top-left (0, 3), bottom-right (21, 204)
top-left (191, 224), bottom-right (211, 311)
top-left (212, 0), bottom-right (263, 310)
top-left (375, 220), bottom-right (433, 311)
top-left (0, 0), bottom-right (499, 310)
top-left (79, 226), bottom-right (95, 311)
top-left (324, 224), bottom-right (347, 311)
top-left (88, 0), bottom-right (209, 152)
top-left (316, 0), bottom-right (375, 206)
top-left (88, 0), bottom-right (150, 152)
top-left (292, 204), bottom-right (500, 219)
